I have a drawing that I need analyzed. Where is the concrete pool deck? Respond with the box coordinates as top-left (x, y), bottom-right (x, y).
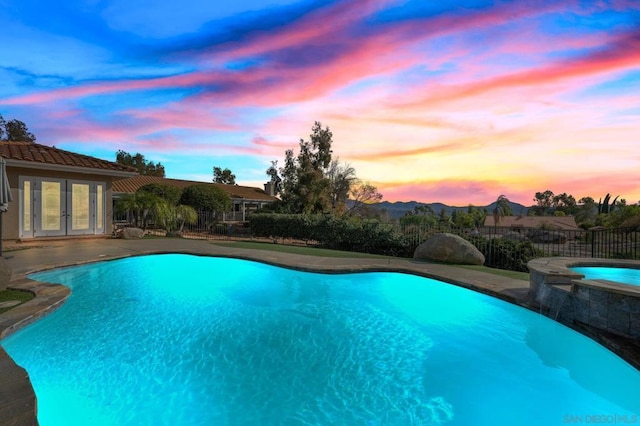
top-left (0, 237), bottom-right (635, 424)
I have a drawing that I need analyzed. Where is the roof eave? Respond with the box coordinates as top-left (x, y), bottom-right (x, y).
top-left (232, 198), bottom-right (277, 202)
top-left (112, 192), bottom-right (276, 203)
top-left (5, 159), bottom-right (138, 178)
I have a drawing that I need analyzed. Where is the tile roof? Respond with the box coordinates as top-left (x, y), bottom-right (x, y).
top-left (483, 215), bottom-right (579, 230)
top-left (112, 175), bottom-right (278, 202)
top-left (0, 141), bottom-right (137, 174)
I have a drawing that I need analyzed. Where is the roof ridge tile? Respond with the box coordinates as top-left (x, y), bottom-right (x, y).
top-left (0, 141), bottom-right (136, 173)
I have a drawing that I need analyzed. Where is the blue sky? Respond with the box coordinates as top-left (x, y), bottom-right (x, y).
top-left (1, 0), bottom-right (639, 205)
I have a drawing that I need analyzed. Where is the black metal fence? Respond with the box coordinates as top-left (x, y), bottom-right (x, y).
top-left (393, 224), bottom-right (640, 271)
top-left (133, 210), bottom-right (250, 240)
top-left (116, 210), bottom-right (640, 267)
top-left (397, 223), bottom-right (639, 257)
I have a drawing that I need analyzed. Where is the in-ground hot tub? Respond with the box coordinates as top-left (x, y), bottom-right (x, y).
top-left (528, 258), bottom-right (640, 343)
top-left (570, 266), bottom-right (640, 287)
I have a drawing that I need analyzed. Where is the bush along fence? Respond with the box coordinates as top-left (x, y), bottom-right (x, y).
top-left (394, 223), bottom-right (638, 270)
top-left (136, 212), bottom-right (640, 272)
top-left (122, 210), bottom-right (251, 240)
top-left (248, 214), bottom-right (410, 257)
top-left (247, 214), bottom-right (546, 271)
top-left (247, 214), bottom-right (640, 272)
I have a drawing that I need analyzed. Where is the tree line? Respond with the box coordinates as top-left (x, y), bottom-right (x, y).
top-left (399, 190), bottom-right (639, 230)
top-left (5, 114), bottom-right (638, 230)
top-left (399, 195), bottom-right (512, 229)
top-left (529, 190), bottom-right (639, 229)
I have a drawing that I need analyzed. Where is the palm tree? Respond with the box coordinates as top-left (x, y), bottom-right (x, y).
top-left (115, 191), bottom-right (161, 229)
top-left (492, 195), bottom-right (512, 227)
top-left (161, 204), bottom-right (198, 233)
top-left (117, 187), bottom-right (198, 234)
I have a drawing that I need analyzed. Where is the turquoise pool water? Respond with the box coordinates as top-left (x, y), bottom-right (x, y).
top-left (571, 266), bottom-right (640, 287)
top-left (2, 254), bottom-right (639, 425)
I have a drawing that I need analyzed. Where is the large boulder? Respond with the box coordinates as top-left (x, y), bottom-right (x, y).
top-left (120, 227), bottom-right (145, 239)
top-left (0, 257), bottom-right (12, 291)
top-left (414, 233), bottom-right (485, 265)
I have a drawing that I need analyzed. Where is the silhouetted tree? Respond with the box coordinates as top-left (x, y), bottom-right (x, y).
top-left (115, 150), bottom-right (165, 177)
top-left (213, 167), bottom-right (236, 185)
top-left (267, 122), bottom-right (380, 215)
top-left (348, 182), bottom-right (383, 216)
top-left (265, 160), bottom-right (283, 195)
top-left (0, 114), bottom-right (36, 142)
top-left (326, 159), bottom-right (356, 213)
top-left (270, 122), bottom-right (333, 214)
top-left (530, 190), bottom-right (554, 216)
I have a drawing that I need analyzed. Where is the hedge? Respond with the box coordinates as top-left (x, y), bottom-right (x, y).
top-left (249, 214), bottom-right (411, 257)
top-left (249, 214), bottom-right (545, 269)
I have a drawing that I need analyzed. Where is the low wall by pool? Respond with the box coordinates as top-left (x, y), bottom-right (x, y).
top-left (528, 258), bottom-right (640, 341)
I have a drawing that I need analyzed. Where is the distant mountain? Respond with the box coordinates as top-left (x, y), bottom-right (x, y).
top-left (366, 200), bottom-right (529, 219)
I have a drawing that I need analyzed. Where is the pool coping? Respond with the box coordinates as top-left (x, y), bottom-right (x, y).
top-left (0, 239), bottom-right (635, 424)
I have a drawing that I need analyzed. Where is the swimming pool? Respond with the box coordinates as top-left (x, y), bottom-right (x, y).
top-left (2, 254), bottom-right (639, 425)
top-left (571, 266), bottom-right (640, 287)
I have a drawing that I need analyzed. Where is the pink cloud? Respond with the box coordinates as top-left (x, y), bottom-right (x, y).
top-left (216, 1), bottom-right (388, 58)
top-left (374, 168), bottom-right (640, 206)
top-left (397, 29), bottom-right (640, 110)
top-left (123, 102), bottom-right (241, 133)
top-left (0, 0), bottom-right (583, 109)
top-left (250, 136), bottom-right (298, 156)
top-left (376, 179), bottom-right (533, 206)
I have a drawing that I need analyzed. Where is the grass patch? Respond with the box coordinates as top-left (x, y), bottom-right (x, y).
top-left (0, 289), bottom-right (34, 314)
top-left (211, 241), bottom-right (530, 280)
top-left (455, 265), bottom-right (529, 281)
top-left (210, 241), bottom-right (395, 259)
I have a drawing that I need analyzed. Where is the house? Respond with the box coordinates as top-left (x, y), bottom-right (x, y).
top-left (483, 215), bottom-right (580, 230)
top-left (111, 175), bottom-right (278, 222)
top-left (1, 141), bottom-right (137, 240)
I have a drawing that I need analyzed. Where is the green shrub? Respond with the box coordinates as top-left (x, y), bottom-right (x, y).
top-left (249, 213), bottom-right (320, 241)
top-left (137, 183), bottom-right (182, 206)
top-left (314, 217), bottom-right (410, 256)
top-left (180, 184), bottom-right (231, 213)
top-left (249, 214), bottom-right (411, 256)
top-left (464, 235), bottom-right (543, 272)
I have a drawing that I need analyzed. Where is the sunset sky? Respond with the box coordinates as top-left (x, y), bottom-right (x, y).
top-left (1, 0), bottom-right (639, 206)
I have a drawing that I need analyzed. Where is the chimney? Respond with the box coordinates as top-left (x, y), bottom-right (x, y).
top-left (264, 182), bottom-right (275, 196)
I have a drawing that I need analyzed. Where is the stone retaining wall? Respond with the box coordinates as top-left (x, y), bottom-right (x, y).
top-left (528, 258), bottom-right (640, 341)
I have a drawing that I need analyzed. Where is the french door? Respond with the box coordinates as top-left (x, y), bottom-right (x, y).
top-left (20, 177), bottom-right (105, 238)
